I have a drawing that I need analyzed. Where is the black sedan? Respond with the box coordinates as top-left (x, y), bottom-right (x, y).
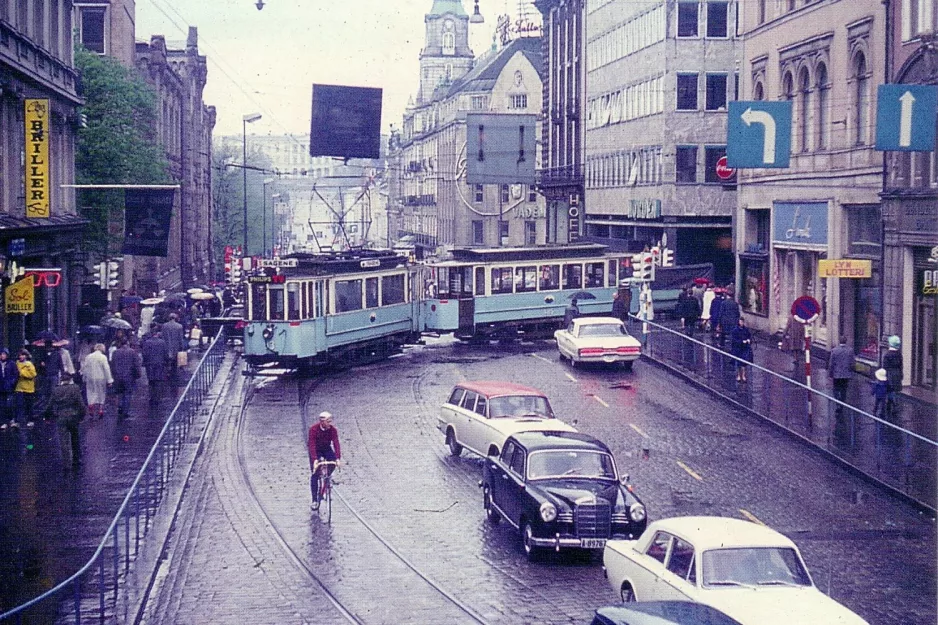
top-left (480, 431), bottom-right (647, 561)
top-left (591, 602), bottom-right (742, 625)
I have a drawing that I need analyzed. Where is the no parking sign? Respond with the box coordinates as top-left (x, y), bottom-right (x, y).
top-left (791, 295), bottom-right (820, 324)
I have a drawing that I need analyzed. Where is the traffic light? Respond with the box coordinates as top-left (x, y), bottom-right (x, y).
top-left (631, 253), bottom-right (654, 281)
top-left (107, 261), bottom-right (120, 288)
top-left (93, 262), bottom-right (105, 287)
top-left (230, 261), bottom-right (241, 283)
top-left (661, 248), bottom-right (674, 268)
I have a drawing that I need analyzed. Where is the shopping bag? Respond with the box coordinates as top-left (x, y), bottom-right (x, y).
top-left (176, 351), bottom-right (188, 367)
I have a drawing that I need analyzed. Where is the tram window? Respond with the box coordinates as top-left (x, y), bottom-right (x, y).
top-left (335, 279), bottom-right (363, 312)
top-left (250, 284), bottom-right (266, 320)
top-left (301, 283), bottom-right (309, 318)
top-left (515, 266), bottom-right (537, 292)
top-left (562, 264), bottom-right (583, 289)
top-left (586, 262), bottom-right (605, 288)
top-left (287, 284), bottom-right (300, 320)
top-left (314, 282), bottom-right (325, 317)
top-left (270, 288), bottom-right (286, 320)
top-left (382, 274), bottom-right (405, 305)
top-left (609, 260), bottom-right (618, 287)
top-left (491, 267), bottom-right (513, 294)
top-left (365, 277), bottom-right (379, 308)
top-left (539, 265), bottom-right (560, 290)
top-left (475, 267), bottom-right (485, 295)
top-left (436, 267), bottom-right (451, 298)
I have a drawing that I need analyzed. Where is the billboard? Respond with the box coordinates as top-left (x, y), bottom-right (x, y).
top-left (309, 84), bottom-right (382, 160)
top-left (24, 99), bottom-right (50, 218)
top-left (465, 114), bottom-right (537, 185)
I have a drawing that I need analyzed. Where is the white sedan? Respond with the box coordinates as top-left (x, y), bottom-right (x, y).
top-left (603, 516), bottom-right (868, 625)
top-left (555, 317), bottom-right (641, 369)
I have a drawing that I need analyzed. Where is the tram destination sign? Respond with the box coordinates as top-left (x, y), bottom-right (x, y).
top-left (258, 258), bottom-right (298, 268)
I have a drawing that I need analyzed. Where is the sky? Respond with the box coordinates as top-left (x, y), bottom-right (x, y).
top-left (136, 0), bottom-right (512, 138)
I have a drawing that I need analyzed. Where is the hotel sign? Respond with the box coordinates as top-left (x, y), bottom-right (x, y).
top-left (24, 99), bottom-right (50, 218)
top-left (818, 259), bottom-right (872, 278)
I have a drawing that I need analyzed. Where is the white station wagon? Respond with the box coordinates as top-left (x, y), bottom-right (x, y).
top-left (438, 381), bottom-right (576, 459)
top-left (603, 516), bottom-right (868, 625)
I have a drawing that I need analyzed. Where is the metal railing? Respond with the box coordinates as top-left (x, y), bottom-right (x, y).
top-left (633, 317), bottom-right (938, 512)
top-left (0, 328), bottom-right (230, 624)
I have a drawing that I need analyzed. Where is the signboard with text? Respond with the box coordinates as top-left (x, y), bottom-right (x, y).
top-left (24, 99), bottom-right (50, 218)
top-left (773, 201), bottom-right (828, 247)
top-left (5, 278), bottom-right (34, 314)
top-left (818, 259), bottom-right (872, 278)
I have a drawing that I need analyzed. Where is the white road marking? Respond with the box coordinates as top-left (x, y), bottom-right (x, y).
top-left (565, 373), bottom-right (577, 382)
top-left (629, 423), bottom-right (648, 438)
top-left (592, 395), bottom-right (610, 408)
top-left (676, 460), bottom-right (703, 481)
top-left (739, 509), bottom-right (766, 525)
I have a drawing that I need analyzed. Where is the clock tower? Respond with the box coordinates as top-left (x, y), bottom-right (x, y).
top-left (418, 0), bottom-right (475, 104)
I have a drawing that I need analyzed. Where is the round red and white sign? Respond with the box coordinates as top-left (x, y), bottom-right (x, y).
top-left (715, 156), bottom-right (735, 181)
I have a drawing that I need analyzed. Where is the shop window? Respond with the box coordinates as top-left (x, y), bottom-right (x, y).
top-left (741, 258), bottom-right (768, 316)
top-left (847, 204), bottom-right (881, 257)
top-left (676, 146), bottom-right (698, 183)
top-left (678, 1), bottom-right (699, 37)
top-left (677, 74), bottom-right (698, 110)
top-left (706, 2), bottom-right (728, 37)
top-left (705, 74), bottom-right (727, 111)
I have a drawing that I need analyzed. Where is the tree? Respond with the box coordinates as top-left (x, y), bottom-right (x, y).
top-left (211, 141), bottom-right (273, 265)
top-left (74, 47), bottom-right (170, 256)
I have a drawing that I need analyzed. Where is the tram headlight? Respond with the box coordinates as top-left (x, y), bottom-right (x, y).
top-left (262, 324), bottom-right (274, 341)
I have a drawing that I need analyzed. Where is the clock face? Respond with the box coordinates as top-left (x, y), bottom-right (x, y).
top-left (443, 19), bottom-right (454, 32)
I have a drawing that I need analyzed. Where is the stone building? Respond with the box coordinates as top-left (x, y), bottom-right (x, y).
top-left (736, 0), bottom-right (886, 359)
top-left (390, 0), bottom-right (545, 250)
top-left (0, 1), bottom-right (85, 346)
top-left (882, 0), bottom-right (937, 391)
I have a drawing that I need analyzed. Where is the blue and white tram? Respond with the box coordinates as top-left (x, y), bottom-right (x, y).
top-left (242, 250), bottom-right (420, 369)
top-left (421, 244), bottom-right (631, 340)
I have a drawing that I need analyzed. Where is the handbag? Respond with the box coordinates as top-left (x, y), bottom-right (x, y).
top-left (176, 351), bottom-right (188, 367)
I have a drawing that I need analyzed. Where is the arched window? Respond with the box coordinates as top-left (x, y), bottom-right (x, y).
top-left (753, 81), bottom-right (764, 101)
top-left (854, 53), bottom-right (870, 146)
top-left (782, 72), bottom-right (795, 149)
top-left (443, 32), bottom-right (455, 55)
top-left (799, 67), bottom-right (811, 152)
top-left (816, 63), bottom-right (829, 150)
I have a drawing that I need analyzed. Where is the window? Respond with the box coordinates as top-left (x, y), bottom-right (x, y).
top-left (510, 94), bottom-right (528, 109)
top-left (676, 146), bottom-right (698, 183)
top-left (816, 64), bottom-right (829, 150)
top-left (500, 184), bottom-right (510, 202)
top-left (448, 388), bottom-right (465, 405)
top-left (250, 284), bottom-right (267, 321)
top-left (706, 2), bottom-right (728, 37)
top-left (270, 288), bottom-right (285, 320)
top-left (491, 267), bottom-right (514, 294)
top-left (474, 396), bottom-right (487, 416)
top-left (474, 184), bottom-right (484, 202)
top-left (471, 95), bottom-right (486, 110)
top-left (677, 74), bottom-right (698, 110)
top-left (79, 6), bottom-right (106, 53)
top-left (525, 221), bottom-right (537, 245)
top-left (365, 277), bottom-right (379, 308)
top-left (667, 538), bottom-right (695, 579)
top-left (854, 53), bottom-right (869, 146)
top-left (472, 220), bottom-right (484, 245)
top-left (562, 264), bottom-right (583, 289)
top-left (647, 532), bottom-right (671, 564)
top-left (515, 266), bottom-right (538, 292)
top-left (586, 262), bottom-right (605, 287)
top-left (753, 81), bottom-right (764, 101)
top-left (705, 73), bottom-right (727, 110)
top-left (34, 0), bottom-right (45, 48)
top-left (704, 146), bottom-right (726, 183)
top-left (677, 1), bottom-right (699, 37)
top-left (528, 185), bottom-right (538, 202)
top-left (334, 279), bottom-right (363, 312)
top-left (539, 265), bottom-right (560, 290)
top-left (758, 0), bottom-right (766, 24)
top-left (461, 391), bottom-right (478, 411)
top-left (287, 284), bottom-right (301, 320)
top-left (509, 447), bottom-right (525, 475)
top-left (382, 274), bottom-right (405, 305)
top-left (798, 67), bottom-right (811, 152)
top-left (847, 204), bottom-right (882, 256)
top-left (475, 267), bottom-right (486, 295)
top-left (443, 32), bottom-right (455, 55)
top-left (499, 220), bottom-right (509, 243)
top-left (902, 0), bottom-right (936, 40)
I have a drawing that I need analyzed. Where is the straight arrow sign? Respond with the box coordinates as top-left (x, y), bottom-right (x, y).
top-left (876, 84), bottom-right (938, 152)
top-left (899, 91), bottom-right (915, 148)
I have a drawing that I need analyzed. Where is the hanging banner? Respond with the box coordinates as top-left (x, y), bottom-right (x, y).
top-left (25, 99), bottom-right (50, 218)
top-left (5, 277), bottom-right (34, 314)
top-left (121, 188), bottom-right (176, 257)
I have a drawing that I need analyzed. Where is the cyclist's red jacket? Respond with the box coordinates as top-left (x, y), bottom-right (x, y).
top-left (307, 424), bottom-right (341, 466)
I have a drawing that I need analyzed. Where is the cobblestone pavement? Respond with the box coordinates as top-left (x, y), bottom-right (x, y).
top-left (140, 339), bottom-right (935, 625)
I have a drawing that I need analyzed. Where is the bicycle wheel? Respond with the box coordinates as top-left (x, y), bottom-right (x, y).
top-left (324, 478), bottom-right (332, 524)
top-left (310, 473), bottom-right (321, 511)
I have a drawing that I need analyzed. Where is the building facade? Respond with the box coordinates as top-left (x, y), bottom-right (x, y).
top-left (581, 0), bottom-right (738, 282)
top-left (736, 0), bottom-right (886, 359)
top-left (882, 0), bottom-right (937, 391)
top-left (0, 0), bottom-right (85, 346)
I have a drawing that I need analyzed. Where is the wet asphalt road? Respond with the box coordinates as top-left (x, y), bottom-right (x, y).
top-left (137, 338), bottom-right (935, 625)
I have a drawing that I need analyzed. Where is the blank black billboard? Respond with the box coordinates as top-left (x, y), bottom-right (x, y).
top-left (309, 84), bottom-right (382, 160)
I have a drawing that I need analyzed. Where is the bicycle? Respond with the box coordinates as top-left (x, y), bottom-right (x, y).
top-left (311, 460), bottom-right (339, 523)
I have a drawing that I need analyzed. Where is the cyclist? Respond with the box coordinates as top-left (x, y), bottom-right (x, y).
top-left (308, 411), bottom-right (341, 508)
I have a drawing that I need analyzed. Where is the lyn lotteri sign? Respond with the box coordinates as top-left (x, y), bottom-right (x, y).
top-left (5, 277), bottom-right (34, 314)
top-left (495, 14), bottom-right (542, 46)
top-left (24, 99), bottom-right (50, 218)
top-left (818, 259), bottom-right (872, 279)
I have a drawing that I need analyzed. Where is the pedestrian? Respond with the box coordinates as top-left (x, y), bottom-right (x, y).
top-left (47, 373), bottom-right (86, 467)
top-left (882, 335), bottom-right (903, 417)
top-left (709, 290), bottom-right (725, 344)
top-left (828, 336), bottom-right (855, 414)
top-left (0, 349), bottom-right (19, 429)
top-left (871, 368), bottom-right (889, 419)
top-left (141, 328), bottom-right (168, 413)
top-left (718, 293), bottom-right (740, 349)
top-left (700, 284), bottom-right (716, 332)
top-left (779, 317), bottom-right (806, 372)
top-left (111, 339), bottom-right (142, 418)
top-left (161, 313), bottom-right (186, 389)
top-left (81, 343), bottom-right (112, 418)
top-left (675, 288), bottom-right (701, 336)
top-left (563, 297), bottom-right (580, 327)
top-left (13, 349), bottom-right (37, 428)
top-left (35, 338), bottom-right (63, 416)
top-left (729, 318), bottom-right (754, 382)
top-left (611, 291), bottom-right (627, 322)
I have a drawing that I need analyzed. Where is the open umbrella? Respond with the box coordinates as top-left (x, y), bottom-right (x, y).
top-left (186, 287), bottom-right (204, 295)
top-left (190, 292), bottom-right (215, 301)
top-left (36, 330), bottom-right (58, 342)
top-left (141, 297), bottom-right (164, 306)
top-left (693, 277), bottom-right (710, 286)
top-left (102, 317), bottom-right (133, 330)
top-left (567, 291), bottom-right (598, 301)
top-left (120, 295), bottom-right (143, 307)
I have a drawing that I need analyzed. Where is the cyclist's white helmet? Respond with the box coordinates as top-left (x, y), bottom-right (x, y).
top-left (319, 411), bottom-right (333, 421)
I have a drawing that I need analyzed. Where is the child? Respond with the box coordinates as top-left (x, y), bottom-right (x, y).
top-left (871, 368), bottom-right (888, 419)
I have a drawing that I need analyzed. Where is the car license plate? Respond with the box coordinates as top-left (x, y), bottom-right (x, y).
top-left (581, 538), bottom-right (606, 549)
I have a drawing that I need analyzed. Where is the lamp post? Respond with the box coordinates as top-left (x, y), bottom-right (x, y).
top-left (262, 178), bottom-right (275, 256)
top-left (269, 193), bottom-right (281, 255)
top-left (242, 113), bottom-right (262, 253)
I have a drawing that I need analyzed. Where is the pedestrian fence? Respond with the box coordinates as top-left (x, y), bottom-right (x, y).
top-left (632, 316), bottom-right (937, 512)
top-left (0, 328), bottom-right (229, 624)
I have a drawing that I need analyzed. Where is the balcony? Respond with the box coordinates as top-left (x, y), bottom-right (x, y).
top-left (537, 164), bottom-right (584, 187)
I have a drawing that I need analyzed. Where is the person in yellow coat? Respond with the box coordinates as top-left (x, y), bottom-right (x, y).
top-left (13, 349), bottom-right (37, 428)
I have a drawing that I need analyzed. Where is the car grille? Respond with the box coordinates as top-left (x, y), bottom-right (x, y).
top-left (575, 501), bottom-right (611, 538)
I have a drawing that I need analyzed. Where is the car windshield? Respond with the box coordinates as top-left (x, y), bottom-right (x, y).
top-left (701, 547), bottom-right (812, 588)
top-left (526, 450), bottom-right (617, 480)
top-left (488, 395), bottom-right (553, 419)
top-left (578, 323), bottom-right (627, 338)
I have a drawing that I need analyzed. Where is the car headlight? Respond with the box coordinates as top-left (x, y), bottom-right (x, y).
top-left (540, 501), bottom-right (557, 523)
top-left (629, 503), bottom-right (646, 522)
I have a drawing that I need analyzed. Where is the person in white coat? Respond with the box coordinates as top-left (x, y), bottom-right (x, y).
top-left (700, 285), bottom-right (716, 331)
top-left (81, 343), bottom-right (113, 418)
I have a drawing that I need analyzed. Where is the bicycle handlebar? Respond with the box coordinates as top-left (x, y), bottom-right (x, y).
top-left (312, 460), bottom-right (339, 471)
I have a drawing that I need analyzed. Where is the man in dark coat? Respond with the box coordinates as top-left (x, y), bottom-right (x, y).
top-left (49, 373), bottom-right (86, 467)
top-left (675, 288), bottom-right (701, 336)
top-left (611, 291), bottom-right (627, 322)
top-left (828, 337), bottom-right (855, 414)
top-left (0, 349), bottom-right (19, 426)
top-left (35, 339), bottom-right (63, 415)
top-left (160, 313), bottom-right (186, 389)
top-left (141, 330), bottom-right (168, 413)
top-left (111, 339), bottom-right (142, 418)
top-left (718, 296), bottom-right (741, 348)
top-left (882, 335), bottom-right (903, 417)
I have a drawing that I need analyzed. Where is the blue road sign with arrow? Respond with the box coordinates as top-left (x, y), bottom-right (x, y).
top-left (727, 101), bottom-right (792, 169)
top-left (875, 84), bottom-right (938, 152)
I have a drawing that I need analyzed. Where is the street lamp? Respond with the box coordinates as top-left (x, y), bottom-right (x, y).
top-left (269, 192), bottom-right (281, 256)
top-left (470, 0), bottom-right (484, 23)
top-left (242, 112), bottom-right (262, 253)
top-left (262, 178), bottom-right (275, 256)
